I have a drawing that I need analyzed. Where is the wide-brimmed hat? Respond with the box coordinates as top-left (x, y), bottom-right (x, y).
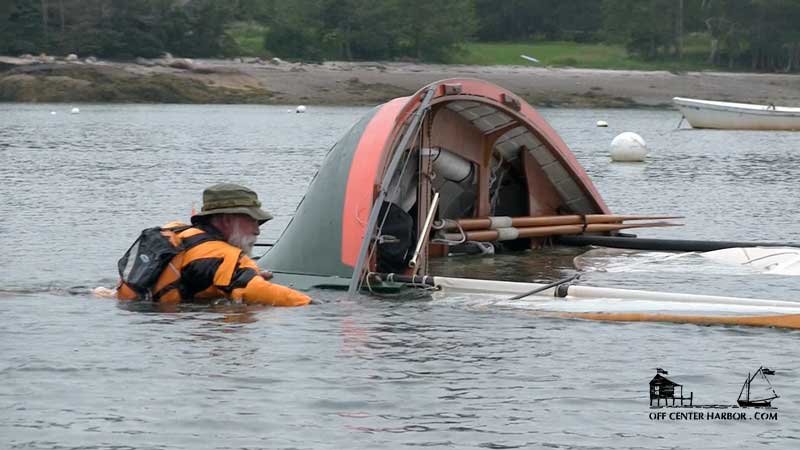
top-left (192, 183), bottom-right (273, 224)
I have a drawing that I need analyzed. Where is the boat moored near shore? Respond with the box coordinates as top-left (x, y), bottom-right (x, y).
top-left (674, 97), bottom-right (800, 130)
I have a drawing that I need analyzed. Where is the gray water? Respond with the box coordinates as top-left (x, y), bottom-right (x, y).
top-left (2, 104), bottom-right (799, 449)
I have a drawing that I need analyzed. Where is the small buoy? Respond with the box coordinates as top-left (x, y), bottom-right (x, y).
top-left (70, 107), bottom-right (80, 114)
top-left (610, 132), bottom-right (647, 162)
top-left (296, 105), bottom-right (307, 113)
top-left (596, 120), bottom-right (608, 127)
top-left (50, 111), bottom-right (57, 115)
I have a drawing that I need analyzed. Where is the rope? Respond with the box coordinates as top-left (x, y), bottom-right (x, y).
top-left (347, 87), bottom-right (437, 295)
top-left (359, 149), bottom-right (415, 291)
top-left (356, 110), bottom-right (428, 293)
top-left (489, 154), bottom-right (506, 212)
top-left (423, 109), bottom-right (434, 277)
top-left (432, 221), bottom-right (467, 245)
top-left (507, 273), bottom-right (582, 300)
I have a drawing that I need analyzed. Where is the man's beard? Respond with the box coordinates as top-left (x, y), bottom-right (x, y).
top-left (227, 223), bottom-right (257, 257)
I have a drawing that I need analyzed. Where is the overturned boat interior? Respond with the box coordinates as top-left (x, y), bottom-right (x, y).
top-left (257, 78), bottom-right (800, 331)
top-left (261, 78), bottom-right (624, 291)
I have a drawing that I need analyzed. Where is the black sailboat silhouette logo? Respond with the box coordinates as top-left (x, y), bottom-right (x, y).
top-left (737, 366), bottom-right (779, 407)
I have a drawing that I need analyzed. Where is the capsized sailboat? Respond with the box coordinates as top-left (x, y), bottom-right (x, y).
top-left (260, 78), bottom-right (800, 329)
top-left (261, 78), bottom-right (618, 288)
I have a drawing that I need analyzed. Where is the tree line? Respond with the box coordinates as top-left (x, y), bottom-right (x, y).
top-left (3, 0), bottom-right (800, 72)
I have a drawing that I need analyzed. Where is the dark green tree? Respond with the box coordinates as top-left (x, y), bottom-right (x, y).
top-left (263, 0), bottom-right (325, 61)
top-left (1, 0), bottom-right (44, 54)
top-left (602, 0), bottom-right (680, 59)
top-left (473, 0), bottom-right (602, 42)
top-left (394, 0), bottom-right (476, 61)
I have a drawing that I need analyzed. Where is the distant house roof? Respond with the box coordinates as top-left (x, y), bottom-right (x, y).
top-left (649, 373), bottom-right (681, 387)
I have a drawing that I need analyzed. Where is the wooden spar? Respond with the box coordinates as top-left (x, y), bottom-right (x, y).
top-left (442, 222), bottom-right (681, 242)
top-left (550, 312), bottom-right (800, 330)
top-left (439, 214), bottom-right (684, 231)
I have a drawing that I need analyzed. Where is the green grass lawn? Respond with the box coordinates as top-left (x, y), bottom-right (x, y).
top-left (227, 21), bottom-right (270, 57)
top-left (450, 41), bottom-right (713, 72)
top-left (226, 24), bottom-right (716, 72)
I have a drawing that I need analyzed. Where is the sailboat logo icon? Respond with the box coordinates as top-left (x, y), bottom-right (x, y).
top-left (737, 366), bottom-right (779, 408)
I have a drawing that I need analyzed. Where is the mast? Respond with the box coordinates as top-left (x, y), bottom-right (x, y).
top-left (746, 372), bottom-right (751, 402)
top-left (738, 373), bottom-right (748, 402)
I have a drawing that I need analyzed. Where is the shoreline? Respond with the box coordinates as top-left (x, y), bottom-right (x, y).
top-left (3, 56), bottom-right (800, 108)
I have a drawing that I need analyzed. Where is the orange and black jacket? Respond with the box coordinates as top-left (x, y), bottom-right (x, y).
top-left (117, 223), bottom-right (310, 307)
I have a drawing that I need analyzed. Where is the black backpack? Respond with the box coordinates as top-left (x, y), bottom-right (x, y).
top-left (118, 225), bottom-right (214, 299)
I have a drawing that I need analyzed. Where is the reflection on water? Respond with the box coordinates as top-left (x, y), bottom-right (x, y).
top-left (2, 104), bottom-right (800, 449)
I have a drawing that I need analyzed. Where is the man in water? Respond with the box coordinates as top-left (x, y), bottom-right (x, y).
top-left (116, 183), bottom-right (310, 306)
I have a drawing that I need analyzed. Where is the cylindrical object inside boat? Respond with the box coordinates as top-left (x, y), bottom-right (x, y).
top-left (420, 147), bottom-right (474, 183)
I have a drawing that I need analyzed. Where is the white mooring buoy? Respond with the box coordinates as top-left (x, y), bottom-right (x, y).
top-left (70, 107), bottom-right (80, 114)
top-left (596, 120), bottom-right (608, 127)
top-left (610, 132), bottom-right (647, 162)
top-left (296, 105), bottom-right (307, 113)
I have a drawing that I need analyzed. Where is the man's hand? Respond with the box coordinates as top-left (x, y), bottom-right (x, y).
top-left (259, 270), bottom-right (274, 280)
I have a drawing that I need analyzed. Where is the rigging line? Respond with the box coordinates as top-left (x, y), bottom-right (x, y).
top-left (760, 370), bottom-right (777, 390)
top-left (489, 154), bottom-right (506, 211)
top-left (371, 115), bottom-right (424, 247)
top-left (743, 251), bottom-right (800, 266)
top-left (431, 220), bottom-right (467, 246)
top-left (361, 117), bottom-right (421, 269)
top-left (507, 273), bottom-right (582, 301)
top-left (359, 143), bottom-right (418, 293)
top-left (423, 107), bottom-right (435, 277)
top-left (348, 89), bottom-right (436, 295)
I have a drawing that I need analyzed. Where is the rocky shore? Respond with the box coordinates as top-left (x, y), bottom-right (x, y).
top-left (3, 55), bottom-right (800, 108)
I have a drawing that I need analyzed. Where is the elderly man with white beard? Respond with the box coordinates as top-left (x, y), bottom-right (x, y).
top-left (116, 183), bottom-right (310, 306)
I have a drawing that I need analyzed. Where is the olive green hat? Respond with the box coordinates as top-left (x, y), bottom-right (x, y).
top-left (192, 183), bottom-right (273, 224)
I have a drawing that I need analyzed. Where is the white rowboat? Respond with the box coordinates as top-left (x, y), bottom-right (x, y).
top-left (673, 97), bottom-right (800, 130)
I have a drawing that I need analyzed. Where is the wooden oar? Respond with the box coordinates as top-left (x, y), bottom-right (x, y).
top-left (439, 214), bottom-right (683, 231)
top-left (442, 222), bottom-right (681, 242)
top-left (547, 312), bottom-right (800, 330)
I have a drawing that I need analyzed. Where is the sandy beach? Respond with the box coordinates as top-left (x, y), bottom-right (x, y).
top-left (2, 56), bottom-right (800, 107)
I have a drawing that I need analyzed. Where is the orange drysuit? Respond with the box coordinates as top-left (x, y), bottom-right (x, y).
top-left (117, 224), bottom-right (309, 306)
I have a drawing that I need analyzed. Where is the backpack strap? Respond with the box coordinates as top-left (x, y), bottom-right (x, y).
top-left (180, 232), bottom-right (218, 250)
top-left (151, 228), bottom-right (223, 301)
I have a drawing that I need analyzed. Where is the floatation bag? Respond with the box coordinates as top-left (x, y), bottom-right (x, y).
top-left (117, 225), bottom-right (191, 299)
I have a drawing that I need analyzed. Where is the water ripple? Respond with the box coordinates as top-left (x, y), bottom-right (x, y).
top-left (2, 105), bottom-right (799, 449)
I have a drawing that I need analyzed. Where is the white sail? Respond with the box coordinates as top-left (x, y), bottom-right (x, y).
top-left (702, 247), bottom-right (800, 275)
